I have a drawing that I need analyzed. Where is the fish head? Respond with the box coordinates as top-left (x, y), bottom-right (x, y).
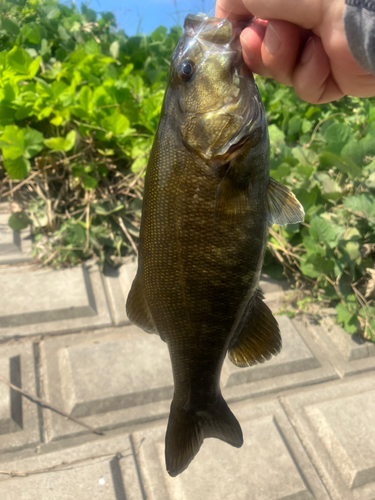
top-left (168, 14), bottom-right (265, 160)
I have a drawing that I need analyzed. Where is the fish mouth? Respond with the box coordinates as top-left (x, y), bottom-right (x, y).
top-left (173, 14), bottom-right (245, 73)
top-left (183, 14), bottom-right (250, 45)
top-left (183, 14), bottom-right (234, 45)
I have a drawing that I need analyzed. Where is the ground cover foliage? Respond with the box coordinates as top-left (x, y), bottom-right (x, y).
top-left (0, 0), bottom-right (374, 342)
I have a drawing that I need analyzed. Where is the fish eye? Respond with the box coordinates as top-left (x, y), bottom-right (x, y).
top-left (177, 59), bottom-right (196, 81)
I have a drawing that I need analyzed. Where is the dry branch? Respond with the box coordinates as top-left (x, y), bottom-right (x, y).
top-left (0, 375), bottom-right (104, 436)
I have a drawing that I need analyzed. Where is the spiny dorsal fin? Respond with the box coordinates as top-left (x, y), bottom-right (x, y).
top-left (228, 290), bottom-right (282, 367)
top-left (126, 275), bottom-right (159, 336)
top-left (267, 178), bottom-right (305, 225)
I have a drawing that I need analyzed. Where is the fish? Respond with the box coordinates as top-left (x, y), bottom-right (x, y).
top-left (126, 13), bottom-right (304, 477)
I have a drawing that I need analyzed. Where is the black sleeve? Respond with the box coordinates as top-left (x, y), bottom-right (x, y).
top-left (344, 0), bottom-right (375, 75)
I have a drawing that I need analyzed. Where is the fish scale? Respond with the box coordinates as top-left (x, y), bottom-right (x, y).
top-left (126, 13), bottom-right (304, 477)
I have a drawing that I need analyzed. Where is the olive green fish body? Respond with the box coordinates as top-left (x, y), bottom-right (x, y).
top-left (127, 14), bottom-right (304, 477)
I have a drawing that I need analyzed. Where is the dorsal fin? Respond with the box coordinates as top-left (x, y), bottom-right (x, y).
top-left (228, 290), bottom-right (281, 367)
top-left (267, 178), bottom-right (305, 225)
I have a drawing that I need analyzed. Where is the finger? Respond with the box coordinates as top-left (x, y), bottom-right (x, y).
top-left (240, 21), bottom-right (272, 78)
top-left (292, 35), bottom-right (344, 103)
top-left (260, 20), bottom-right (306, 86)
top-left (215, 0), bottom-right (253, 20)
top-left (240, 0), bottom-right (325, 30)
top-left (241, 20), bottom-right (308, 86)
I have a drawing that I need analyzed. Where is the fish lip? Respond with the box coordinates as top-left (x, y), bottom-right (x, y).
top-left (183, 14), bottom-right (232, 42)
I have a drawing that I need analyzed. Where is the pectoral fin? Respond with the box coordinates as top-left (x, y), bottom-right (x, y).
top-left (267, 178), bottom-right (305, 225)
top-left (126, 275), bottom-right (158, 336)
top-left (228, 290), bottom-right (281, 367)
top-left (215, 171), bottom-right (250, 221)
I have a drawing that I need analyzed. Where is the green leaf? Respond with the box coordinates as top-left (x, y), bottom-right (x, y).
top-left (343, 227), bottom-right (361, 241)
top-left (45, 6), bottom-right (60, 20)
top-left (287, 116), bottom-right (301, 136)
top-left (1, 17), bottom-right (20, 36)
top-left (8, 212), bottom-right (30, 231)
top-left (292, 146), bottom-right (318, 166)
top-left (23, 128), bottom-right (44, 158)
top-left (341, 133), bottom-right (375, 167)
top-left (0, 125), bottom-right (24, 159)
top-left (320, 151), bottom-right (362, 179)
top-left (44, 130), bottom-right (76, 152)
top-left (293, 186), bottom-right (320, 212)
top-left (300, 255), bottom-right (334, 278)
top-left (79, 86), bottom-right (93, 113)
top-left (317, 172), bottom-right (343, 201)
top-left (309, 216), bottom-right (344, 248)
top-left (268, 124), bottom-right (285, 146)
top-left (324, 123), bottom-right (352, 144)
top-left (131, 156), bottom-right (147, 173)
top-left (81, 175), bottom-right (98, 190)
top-left (7, 46), bottom-right (32, 74)
top-left (301, 119), bottom-right (313, 134)
top-left (3, 157), bottom-right (30, 179)
top-left (101, 112), bottom-right (130, 136)
top-left (344, 194), bottom-right (375, 221)
top-left (150, 25), bottom-right (167, 42)
top-left (302, 237), bottom-right (326, 257)
top-left (270, 163), bottom-right (291, 182)
top-left (20, 23), bottom-right (42, 45)
top-left (336, 303), bottom-right (359, 334)
top-left (343, 241), bottom-right (361, 261)
top-left (2, 82), bottom-right (17, 102)
top-left (0, 125), bottom-right (43, 160)
top-left (0, 106), bottom-right (16, 126)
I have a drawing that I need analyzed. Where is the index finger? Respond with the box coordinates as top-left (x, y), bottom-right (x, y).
top-left (216, 0), bottom-right (326, 30)
top-left (215, 0), bottom-right (253, 20)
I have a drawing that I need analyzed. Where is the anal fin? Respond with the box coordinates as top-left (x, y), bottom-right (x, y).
top-left (126, 275), bottom-right (158, 335)
top-left (228, 290), bottom-right (282, 367)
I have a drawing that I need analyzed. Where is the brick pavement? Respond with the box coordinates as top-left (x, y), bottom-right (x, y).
top-left (0, 204), bottom-right (374, 499)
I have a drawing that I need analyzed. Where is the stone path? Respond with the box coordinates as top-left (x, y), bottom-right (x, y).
top-left (0, 204), bottom-right (375, 499)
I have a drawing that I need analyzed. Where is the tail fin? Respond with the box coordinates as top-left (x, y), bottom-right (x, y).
top-left (165, 395), bottom-right (243, 477)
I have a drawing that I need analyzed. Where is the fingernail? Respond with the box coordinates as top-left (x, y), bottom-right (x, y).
top-left (240, 35), bottom-right (255, 60)
top-left (264, 22), bottom-right (280, 54)
top-left (301, 37), bottom-right (315, 64)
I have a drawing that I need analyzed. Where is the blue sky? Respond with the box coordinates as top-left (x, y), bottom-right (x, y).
top-left (71, 0), bottom-right (216, 36)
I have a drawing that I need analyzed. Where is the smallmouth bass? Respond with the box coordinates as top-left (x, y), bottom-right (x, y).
top-left (127, 14), bottom-right (304, 477)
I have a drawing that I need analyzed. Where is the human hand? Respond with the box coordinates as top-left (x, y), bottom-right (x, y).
top-left (215, 0), bottom-right (375, 103)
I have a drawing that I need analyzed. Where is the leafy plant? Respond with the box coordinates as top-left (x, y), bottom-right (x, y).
top-left (258, 78), bottom-right (375, 342)
top-left (0, 1), bottom-right (374, 342)
top-left (0, 0), bottom-right (181, 267)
